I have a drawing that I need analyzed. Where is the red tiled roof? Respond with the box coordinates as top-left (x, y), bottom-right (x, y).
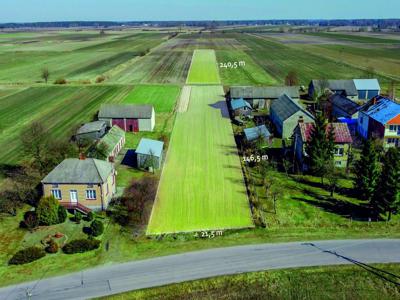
top-left (299, 122), bottom-right (352, 144)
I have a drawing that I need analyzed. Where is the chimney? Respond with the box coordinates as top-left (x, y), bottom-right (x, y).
top-left (298, 116), bottom-right (304, 124)
top-left (79, 153), bottom-right (86, 160)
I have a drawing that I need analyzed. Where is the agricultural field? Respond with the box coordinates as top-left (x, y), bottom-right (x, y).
top-left (0, 85), bottom-right (132, 164)
top-left (147, 85), bottom-right (253, 234)
top-left (216, 50), bottom-right (277, 85)
top-left (0, 31), bottom-right (169, 83)
top-left (186, 49), bottom-right (221, 84)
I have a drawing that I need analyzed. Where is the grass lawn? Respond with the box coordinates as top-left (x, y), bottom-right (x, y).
top-left (147, 86), bottom-right (253, 234)
top-left (122, 84), bottom-right (180, 112)
top-left (99, 264), bottom-right (400, 300)
top-left (186, 50), bottom-right (220, 84)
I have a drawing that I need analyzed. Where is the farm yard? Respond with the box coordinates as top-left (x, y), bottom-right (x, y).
top-left (1, 27), bottom-right (400, 287)
top-left (147, 85), bottom-right (253, 234)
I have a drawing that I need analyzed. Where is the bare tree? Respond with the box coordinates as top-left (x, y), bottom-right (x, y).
top-left (41, 67), bottom-right (50, 84)
top-left (285, 70), bottom-right (299, 86)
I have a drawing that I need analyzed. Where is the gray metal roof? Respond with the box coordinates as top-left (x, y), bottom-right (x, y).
top-left (271, 94), bottom-right (314, 122)
top-left (136, 138), bottom-right (164, 158)
top-left (99, 104), bottom-right (154, 119)
top-left (312, 80), bottom-right (357, 96)
top-left (42, 158), bottom-right (113, 184)
top-left (230, 86), bottom-right (300, 99)
top-left (353, 79), bottom-right (381, 91)
top-left (77, 121), bottom-right (107, 135)
top-left (329, 94), bottom-right (360, 115)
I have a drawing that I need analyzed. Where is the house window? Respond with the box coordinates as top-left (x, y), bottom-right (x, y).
top-left (335, 161), bottom-right (342, 166)
top-left (334, 147), bottom-right (344, 156)
top-left (389, 125), bottom-right (396, 132)
top-left (51, 189), bottom-right (62, 200)
top-left (86, 190), bottom-right (97, 200)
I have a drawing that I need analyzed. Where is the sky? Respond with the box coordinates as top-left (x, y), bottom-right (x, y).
top-left (1, 0), bottom-right (399, 23)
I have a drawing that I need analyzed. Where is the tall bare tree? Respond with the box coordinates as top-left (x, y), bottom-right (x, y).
top-left (41, 67), bottom-right (50, 84)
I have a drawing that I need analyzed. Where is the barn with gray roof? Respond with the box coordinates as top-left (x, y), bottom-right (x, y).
top-left (230, 86), bottom-right (300, 109)
top-left (99, 104), bottom-right (155, 132)
top-left (270, 94), bottom-right (314, 139)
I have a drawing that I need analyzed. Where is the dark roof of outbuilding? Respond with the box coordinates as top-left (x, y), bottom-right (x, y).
top-left (311, 80), bottom-right (357, 96)
top-left (99, 104), bottom-right (154, 119)
top-left (42, 158), bottom-right (113, 184)
top-left (77, 121), bottom-right (107, 135)
top-left (329, 94), bottom-right (360, 115)
top-left (271, 94), bottom-right (314, 122)
top-left (230, 86), bottom-right (300, 99)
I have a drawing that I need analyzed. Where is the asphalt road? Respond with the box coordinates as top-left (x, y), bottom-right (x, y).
top-left (1, 239), bottom-right (400, 300)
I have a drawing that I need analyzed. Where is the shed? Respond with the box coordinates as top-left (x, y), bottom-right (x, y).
top-left (96, 125), bottom-right (126, 161)
top-left (230, 98), bottom-right (252, 116)
top-left (98, 104), bottom-right (155, 132)
top-left (353, 79), bottom-right (381, 101)
top-left (76, 121), bottom-right (107, 142)
top-left (244, 125), bottom-right (271, 142)
top-left (136, 138), bottom-right (164, 170)
top-left (270, 94), bottom-right (314, 139)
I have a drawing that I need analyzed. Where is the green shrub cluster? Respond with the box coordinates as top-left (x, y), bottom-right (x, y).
top-left (63, 239), bottom-right (101, 254)
top-left (45, 239), bottom-right (59, 254)
top-left (9, 247), bottom-right (46, 265)
top-left (90, 220), bottom-right (104, 237)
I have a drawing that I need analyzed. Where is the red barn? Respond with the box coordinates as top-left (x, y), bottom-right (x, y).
top-left (98, 104), bottom-right (155, 132)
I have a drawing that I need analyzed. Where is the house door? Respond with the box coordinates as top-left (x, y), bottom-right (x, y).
top-left (70, 190), bottom-right (78, 204)
top-left (133, 119), bottom-right (139, 132)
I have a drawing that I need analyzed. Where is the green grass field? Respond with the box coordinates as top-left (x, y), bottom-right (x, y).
top-left (147, 85), bottom-right (253, 234)
top-left (216, 50), bottom-right (278, 85)
top-left (100, 264), bottom-right (400, 300)
top-left (0, 85), bottom-right (132, 164)
top-left (186, 50), bottom-right (220, 84)
top-left (122, 84), bottom-right (180, 112)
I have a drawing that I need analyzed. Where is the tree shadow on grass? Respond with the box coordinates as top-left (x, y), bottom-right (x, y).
top-left (209, 101), bottom-right (230, 118)
top-left (295, 177), bottom-right (360, 199)
top-left (293, 188), bottom-right (372, 221)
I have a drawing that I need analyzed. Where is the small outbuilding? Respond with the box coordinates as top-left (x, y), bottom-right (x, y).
top-left (96, 125), bottom-right (126, 162)
top-left (244, 125), bottom-right (271, 143)
top-left (230, 98), bottom-right (252, 116)
top-left (353, 79), bottom-right (381, 101)
top-left (76, 121), bottom-right (107, 142)
top-left (136, 138), bottom-right (164, 170)
top-left (99, 104), bottom-right (155, 132)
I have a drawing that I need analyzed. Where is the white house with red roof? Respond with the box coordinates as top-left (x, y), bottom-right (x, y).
top-left (294, 122), bottom-right (353, 171)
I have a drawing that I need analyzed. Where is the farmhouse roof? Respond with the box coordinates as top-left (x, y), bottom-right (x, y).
top-left (42, 158), bottom-right (113, 184)
top-left (353, 79), bottom-right (381, 91)
top-left (136, 138), bottom-right (164, 158)
top-left (271, 94), bottom-right (314, 121)
top-left (312, 80), bottom-right (357, 96)
top-left (230, 86), bottom-right (300, 99)
top-left (230, 98), bottom-right (252, 110)
top-left (360, 96), bottom-right (400, 125)
top-left (99, 104), bottom-right (154, 119)
top-left (329, 94), bottom-right (360, 115)
top-left (97, 125), bottom-right (125, 155)
top-left (298, 122), bottom-right (353, 144)
top-left (244, 125), bottom-right (271, 142)
top-left (76, 121), bottom-right (107, 135)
